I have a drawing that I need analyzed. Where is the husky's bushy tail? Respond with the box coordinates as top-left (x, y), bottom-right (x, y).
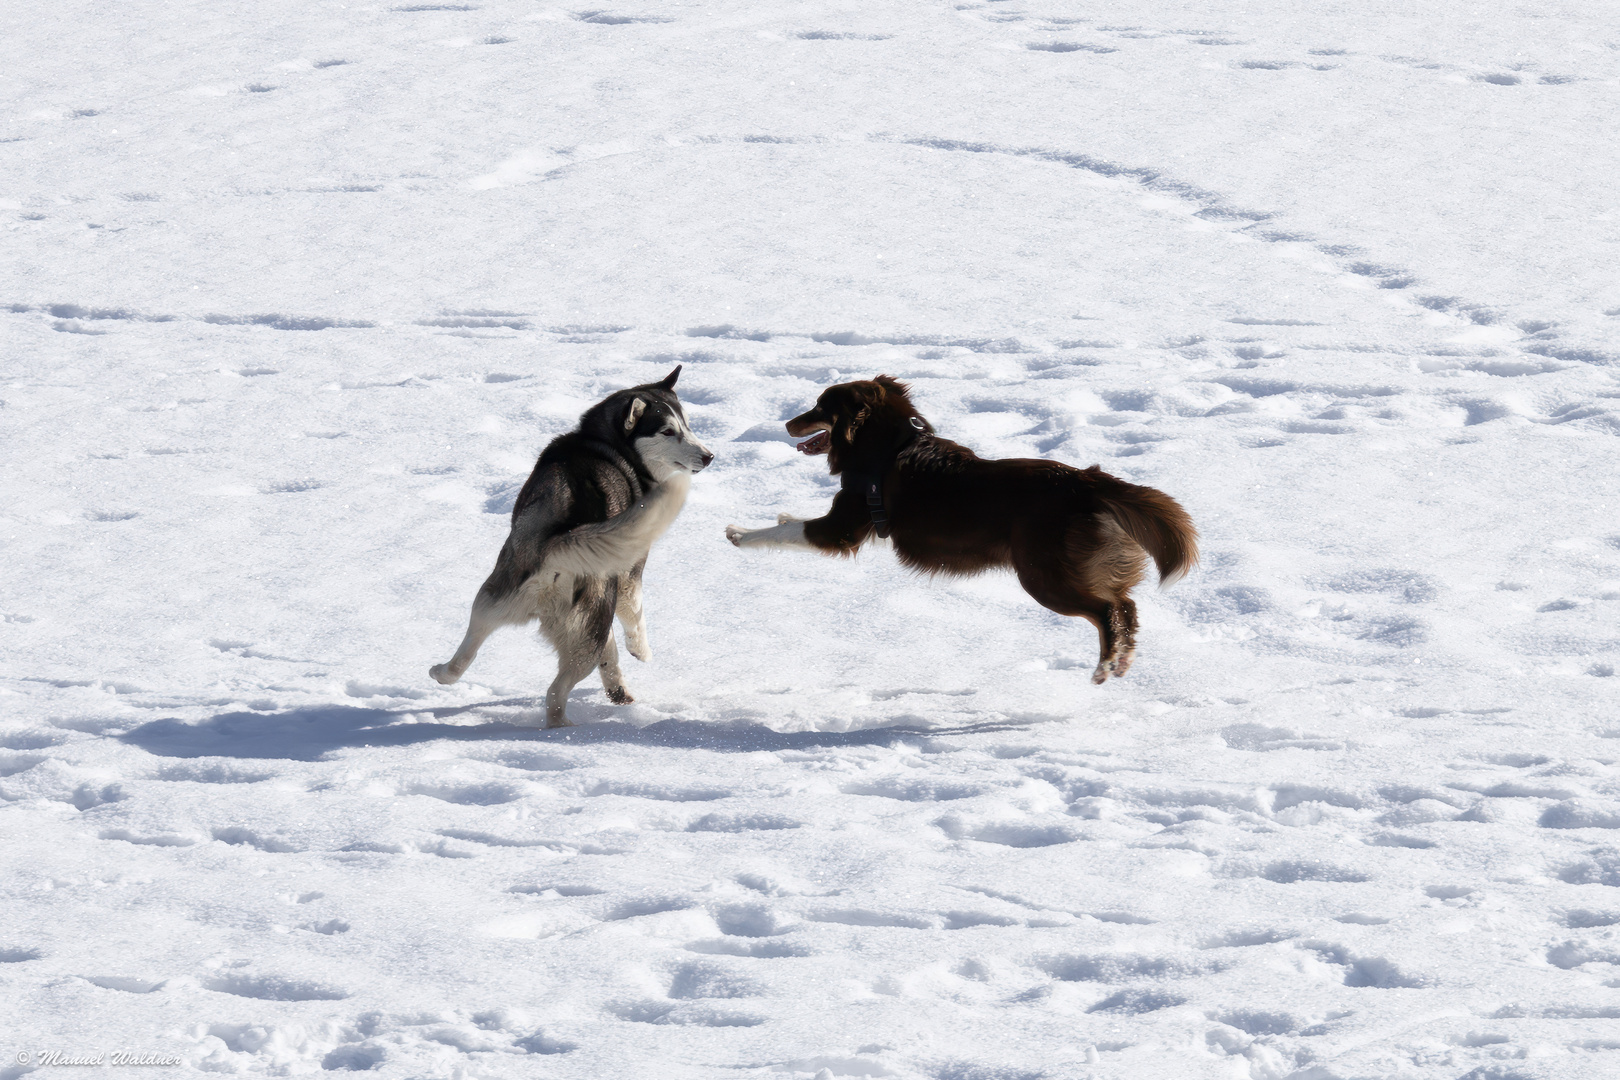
top-left (539, 473), bottom-right (691, 579)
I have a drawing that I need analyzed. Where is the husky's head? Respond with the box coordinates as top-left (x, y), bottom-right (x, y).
top-left (623, 366), bottom-right (714, 481)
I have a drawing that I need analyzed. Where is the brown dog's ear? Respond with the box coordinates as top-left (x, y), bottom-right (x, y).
top-left (844, 404), bottom-right (871, 441)
top-left (623, 397), bottom-right (647, 433)
top-left (838, 385), bottom-right (877, 443)
top-left (658, 365), bottom-right (681, 390)
top-left (873, 374), bottom-right (909, 398)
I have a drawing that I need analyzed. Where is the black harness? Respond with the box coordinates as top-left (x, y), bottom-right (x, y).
top-left (839, 417), bottom-right (927, 539)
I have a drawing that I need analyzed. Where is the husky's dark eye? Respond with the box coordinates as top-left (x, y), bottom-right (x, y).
top-left (662, 427), bottom-right (677, 436)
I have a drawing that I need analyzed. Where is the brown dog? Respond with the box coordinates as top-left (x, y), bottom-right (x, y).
top-left (725, 376), bottom-right (1198, 683)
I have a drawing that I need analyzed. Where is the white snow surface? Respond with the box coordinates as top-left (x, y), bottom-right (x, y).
top-left (4, 0), bottom-right (1620, 1077)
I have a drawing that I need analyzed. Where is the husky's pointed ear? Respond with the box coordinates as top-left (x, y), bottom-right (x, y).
top-left (658, 365), bottom-right (681, 390)
top-left (623, 397), bottom-right (647, 433)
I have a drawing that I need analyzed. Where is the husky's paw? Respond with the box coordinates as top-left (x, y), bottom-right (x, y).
top-left (429, 663), bottom-right (462, 685)
top-left (606, 685), bottom-right (634, 705)
top-left (624, 628), bottom-right (651, 662)
top-left (544, 714), bottom-right (576, 729)
top-left (776, 512), bottom-right (803, 525)
top-left (725, 525), bottom-right (747, 547)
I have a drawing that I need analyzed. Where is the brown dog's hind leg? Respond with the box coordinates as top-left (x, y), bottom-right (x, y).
top-left (1089, 606), bottom-right (1124, 685)
top-left (1012, 548), bottom-right (1124, 684)
top-left (1108, 598), bottom-right (1140, 679)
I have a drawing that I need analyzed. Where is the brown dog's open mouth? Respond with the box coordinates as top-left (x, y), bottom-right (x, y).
top-left (796, 430), bottom-right (831, 456)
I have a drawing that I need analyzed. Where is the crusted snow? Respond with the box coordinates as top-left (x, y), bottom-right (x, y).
top-left (3, 0), bottom-right (1620, 1077)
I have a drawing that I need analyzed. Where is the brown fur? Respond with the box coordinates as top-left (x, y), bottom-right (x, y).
top-left (781, 376), bottom-right (1198, 683)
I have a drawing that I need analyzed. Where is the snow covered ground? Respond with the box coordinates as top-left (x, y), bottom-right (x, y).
top-left (4, 0), bottom-right (1620, 1076)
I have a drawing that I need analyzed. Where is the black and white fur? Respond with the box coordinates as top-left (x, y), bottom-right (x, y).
top-left (430, 367), bottom-right (712, 726)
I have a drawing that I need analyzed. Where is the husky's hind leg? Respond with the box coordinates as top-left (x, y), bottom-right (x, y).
top-left (431, 510), bottom-right (558, 685)
top-left (544, 649), bottom-right (600, 727)
top-left (429, 603), bottom-right (498, 686)
top-left (431, 573), bottom-right (538, 685)
top-left (541, 576), bottom-right (616, 727)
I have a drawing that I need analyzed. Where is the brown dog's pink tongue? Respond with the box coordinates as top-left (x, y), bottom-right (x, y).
top-left (796, 431), bottom-right (831, 456)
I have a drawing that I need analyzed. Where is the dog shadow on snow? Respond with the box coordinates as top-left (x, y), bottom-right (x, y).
top-left (119, 697), bottom-right (1041, 762)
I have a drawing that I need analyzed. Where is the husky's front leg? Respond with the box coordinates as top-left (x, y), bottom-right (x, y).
top-left (615, 561), bottom-right (650, 662)
top-left (596, 634), bottom-right (633, 705)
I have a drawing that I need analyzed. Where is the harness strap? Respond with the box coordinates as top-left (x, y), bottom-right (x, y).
top-left (841, 416), bottom-right (927, 540)
top-left (862, 478), bottom-right (890, 539)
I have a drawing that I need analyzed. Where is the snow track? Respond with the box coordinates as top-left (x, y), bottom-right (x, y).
top-left (4, 0), bottom-right (1620, 1077)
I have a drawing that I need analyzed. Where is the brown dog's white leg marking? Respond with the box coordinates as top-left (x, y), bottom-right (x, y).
top-left (725, 521), bottom-right (816, 550)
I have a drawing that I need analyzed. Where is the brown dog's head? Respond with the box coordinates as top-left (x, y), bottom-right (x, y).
top-left (785, 376), bottom-right (931, 472)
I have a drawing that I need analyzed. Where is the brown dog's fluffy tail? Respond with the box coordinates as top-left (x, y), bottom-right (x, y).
top-left (1096, 479), bottom-right (1199, 588)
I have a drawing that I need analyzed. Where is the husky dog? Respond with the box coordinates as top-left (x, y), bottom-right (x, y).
top-left (725, 376), bottom-right (1197, 684)
top-left (431, 367), bottom-right (712, 726)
